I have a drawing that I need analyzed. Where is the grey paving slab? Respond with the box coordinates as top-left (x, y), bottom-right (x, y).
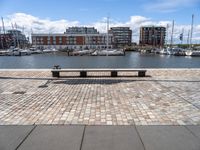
top-left (81, 126), bottom-right (144, 150)
top-left (0, 125), bottom-right (34, 150)
top-left (137, 125), bottom-right (200, 150)
top-left (186, 125), bottom-right (200, 140)
top-left (17, 125), bottom-right (84, 150)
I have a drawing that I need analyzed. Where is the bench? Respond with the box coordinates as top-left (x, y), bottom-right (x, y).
top-left (51, 65), bottom-right (147, 77)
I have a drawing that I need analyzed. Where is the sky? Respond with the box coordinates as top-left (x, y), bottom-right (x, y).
top-left (0, 0), bottom-right (200, 43)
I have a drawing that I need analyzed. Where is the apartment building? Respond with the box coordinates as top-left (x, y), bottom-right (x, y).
top-left (109, 27), bottom-right (132, 48)
top-left (139, 26), bottom-right (166, 47)
top-left (65, 27), bottom-right (99, 34)
top-left (32, 27), bottom-right (113, 50)
top-left (31, 33), bottom-right (113, 50)
top-left (0, 30), bottom-right (28, 49)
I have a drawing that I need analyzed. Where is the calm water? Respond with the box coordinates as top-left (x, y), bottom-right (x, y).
top-left (0, 52), bottom-right (199, 69)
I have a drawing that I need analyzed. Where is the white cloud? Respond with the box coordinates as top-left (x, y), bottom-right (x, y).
top-left (144, 0), bottom-right (200, 12)
top-left (2, 13), bottom-right (200, 44)
top-left (4, 13), bottom-right (79, 35)
top-left (128, 16), bottom-right (150, 25)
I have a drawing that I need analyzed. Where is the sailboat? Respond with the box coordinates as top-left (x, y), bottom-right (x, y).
top-left (95, 17), bottom-right (124, 56)
top-left (166, 20), bottom-right (175, 55)
top-left (185, 14), bottom-right (200, 56)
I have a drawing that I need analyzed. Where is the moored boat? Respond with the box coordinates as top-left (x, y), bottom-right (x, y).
top-left (95, 49), bottom-right (124, 56)
top-left (191, 51), bottom-right (200, 56)
top-left (12, 48), bottom-right (21, 56)
top-left (186, 50), bottom-right (200, 56)
top-left (185, 50), bottom-right (193, 56)
top-left (20, 49), bottom-right (31, 55)
top-left (159, 49), bottom-right (168, 55)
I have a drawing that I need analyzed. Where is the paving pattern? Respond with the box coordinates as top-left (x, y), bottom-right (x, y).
top-left (1, 125), bottom-right (200, 150)
top-left (0, 69), bottom-right (200, 125)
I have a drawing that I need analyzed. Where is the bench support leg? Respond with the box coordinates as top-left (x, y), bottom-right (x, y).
top-left (138, 71), bottom-right (145, 77)
top-left (111, 71), bottom-right (118, 77)
top-left (80, 71), bottom-right (87, 77)
top-left (52, 71), bottom-right (60, 77)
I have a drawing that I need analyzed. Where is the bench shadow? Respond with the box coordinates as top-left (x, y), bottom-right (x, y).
top-left (0, 75), bottom-right (152, 80)
top-left (0, 76), bottom-right (200, 85)
top-left (58, 75), bottom-right (152, 78)
top-left (52, 78), bottom-right (200, 85)
top-left (52, 78), bottom-right (136, 85)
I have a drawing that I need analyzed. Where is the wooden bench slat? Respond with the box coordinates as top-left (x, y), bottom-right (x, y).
top-left (51, 68), bottom-right (147, 77)
top-left (51, 69), bottom-right (147, 72)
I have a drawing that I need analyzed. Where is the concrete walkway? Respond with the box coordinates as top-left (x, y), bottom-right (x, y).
top-left (0, 125), bottom-right (200, 150)
top-left (0, 70), bottom-right (200, 149)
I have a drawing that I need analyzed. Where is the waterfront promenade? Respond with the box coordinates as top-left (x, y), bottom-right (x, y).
top-left (0, 69), bottom-right (200, 125)
top-left (0, 69), bottom-right (200, 150)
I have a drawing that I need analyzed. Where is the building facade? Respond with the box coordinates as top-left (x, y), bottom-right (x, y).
top-left (139, 26), bottom-right (166, 47)
top-left (0, 33), bottom-right (12, 49)
top-left (0, 30), bottom-right (28, 49)
top-left (32, 27), bottom-right (113, 50)
top-left (31, 33), bottom-right (113, 50)
top-left (109, 27), bottom-right (132, 48)
top-left (65, 27), bottom-right (99, 34)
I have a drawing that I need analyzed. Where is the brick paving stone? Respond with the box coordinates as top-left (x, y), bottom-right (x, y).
top-left (0, 69), bottom-right (200, 125)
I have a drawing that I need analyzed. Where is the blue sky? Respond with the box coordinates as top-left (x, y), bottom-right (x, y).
top-left (0, 0), bottom-right (199, 24)
top-left (0, 0), bottom-right (200, 43)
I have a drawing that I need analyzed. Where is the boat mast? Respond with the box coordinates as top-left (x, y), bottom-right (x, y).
top-left (11, 23), bottom-right (16, 47)
top-left (181, 28), bottom-right (184, 44)
top-left (160, 28), bottom-right (162, 48)
top-left (15, 23), bottom-right (20, 48)
top-left (1, 17), bottom-right (6, 49)
top-left (1, 17), bottom-right (6, 35)
top-left (166, 24), bottom-right (169, 46)
top-left (22, 26), bottom-right (25, 49)
top-left (106, 16), bottom-right (109, 50)
top-left (31, 28), bottom-right (33, 47)
top-left (190, 14), bottom-right (194, 48)
top-left (187, 30), bottom-right (190, 47)
top-left (0, 25), bottom-right (3, 49)
top-left (170, 20), bottom-right (174, 48)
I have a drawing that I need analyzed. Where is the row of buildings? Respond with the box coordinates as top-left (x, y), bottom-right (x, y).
top-left (32, 26), bottom-right (165, 50)
top-left (31, 27), bottom-right (133, 50)
top-left (0, 26), bottom-right (166, 50)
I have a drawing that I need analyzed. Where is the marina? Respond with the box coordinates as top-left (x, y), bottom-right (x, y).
top-left (1, 46), bottom-right (200, 56)
top-left (0, 51), bottom-right (199, 69)
top-left (1, 0), bottom-right (200, 149)
top-left (0, 47), bottom-right (58, 56)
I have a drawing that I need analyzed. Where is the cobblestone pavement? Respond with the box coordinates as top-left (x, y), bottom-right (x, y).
top-left (0, 69), bottom-right (200, 125)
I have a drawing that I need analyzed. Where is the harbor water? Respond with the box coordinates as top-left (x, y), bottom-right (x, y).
top-left (0, 51), bottom-right (199, 69)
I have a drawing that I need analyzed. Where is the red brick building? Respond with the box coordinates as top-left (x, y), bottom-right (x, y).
top-left (31, 33), bottom-right (113, 50)
top-left (32, 27), bottom-right (114, 50)
top-left (139, 26), bottom-right (166, 47)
